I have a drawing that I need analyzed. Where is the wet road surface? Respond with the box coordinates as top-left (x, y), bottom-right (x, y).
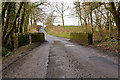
top-left (3, 27), bottom-right (118, 78)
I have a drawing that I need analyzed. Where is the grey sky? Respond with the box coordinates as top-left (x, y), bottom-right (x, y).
top-left (32, 0), bottom-right (119, 26)
top-left (37, 0), bottom-right (79, 26)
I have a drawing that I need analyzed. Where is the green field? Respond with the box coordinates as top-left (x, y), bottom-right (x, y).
top-left (45, 25), bottom-right (83, 38)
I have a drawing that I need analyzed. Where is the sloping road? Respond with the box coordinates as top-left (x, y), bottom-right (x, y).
top-left (3, 27), bottom-right (118, 78)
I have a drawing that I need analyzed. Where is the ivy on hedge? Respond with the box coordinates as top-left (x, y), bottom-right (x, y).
top-left (70, 33), bottom-right (93, 45)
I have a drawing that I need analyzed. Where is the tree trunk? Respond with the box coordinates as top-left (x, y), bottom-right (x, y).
top-left (109, 12), bottom-right (112, 37)
top-left (23, 2), bottom-right (30, 33)
top-left (33, 19), bottom-right (37, 27)
top-left (2, 2), bottom-right (8, 29)
top-left (17, 17), bottom-right (20, 33)
top-left (62, 15), bottom-right (64, 27)
top-left (78, 2), bottom-right (83, 29)
top-left (4, 2), bottom-right (24, 41)
top-left (3, 2), bottom-right (16, 50)
top-left (108, 3), bottom-right (119, 37)
top-left (84, 7), bottom-right (87, 33)
top-left (61, 3), bottom-right (64, 27)
top-left (8, 2), bottom-right (16, 50)
top-left (20, 3), bottom-right (25, 33)
top-left (118, 2), bottom-right (120, 39)
top-left (2, 3), bottom-right (11, 40)
top-left (90, 9), bottom-right (93, 33)
top-left (118, 2), bottom-right (120, 53)
top-left (29, 14), bottom-right (32, 44)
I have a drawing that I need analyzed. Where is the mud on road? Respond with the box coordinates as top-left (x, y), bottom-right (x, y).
top-left (46, 40), bottom-right (118, 78)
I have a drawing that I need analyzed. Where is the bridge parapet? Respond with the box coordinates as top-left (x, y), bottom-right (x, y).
top-left (70, 33), bottom-right (93, 45)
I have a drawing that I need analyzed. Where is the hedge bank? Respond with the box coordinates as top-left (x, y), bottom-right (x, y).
top-left (70, 33), bottom-right (93, 45)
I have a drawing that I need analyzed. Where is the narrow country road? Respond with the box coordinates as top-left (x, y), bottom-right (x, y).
top-left (3, 27), bottom-right (118, 78)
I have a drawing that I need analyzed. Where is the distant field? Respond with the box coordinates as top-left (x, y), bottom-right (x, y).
top-left (45, 25), bottom-right (117, 40)
top-left (45, 25), bottom-right (83, 38)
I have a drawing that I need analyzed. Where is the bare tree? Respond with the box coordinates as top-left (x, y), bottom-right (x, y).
top-left (45, 12), bottom-right (56, 25)
top-left (54, 2), bottom-right (69, 27)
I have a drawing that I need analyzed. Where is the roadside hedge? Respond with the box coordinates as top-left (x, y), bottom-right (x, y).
top-left (18, 34), bottom-right (29, 47)
top-left (15, 33), bottom-right (45, 48)
top-left (31, 33), bottom-right (45, 43)
top-left (70, 33), bottom-right (93, 45)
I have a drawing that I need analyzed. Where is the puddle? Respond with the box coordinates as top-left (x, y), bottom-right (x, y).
top-left (65, 45), bottom-right (75, 47)
top-left (59, 75), bottom-right (65, 78)
top-left (55, 59), bottom-right (61, 63)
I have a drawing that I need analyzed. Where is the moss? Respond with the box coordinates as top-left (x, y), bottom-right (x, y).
top-left (15, 33), bottom-right (45, 48)
top-left (3, 33), bottom-right (45, 57)
top-left (2, 47), bottom-right (11, 57)
top-left (70, 33), bottom-right (93, 45)
top-left (31, 33), bottom-right (45, 43)
top-left (18, 33), bottom-right (29, 47)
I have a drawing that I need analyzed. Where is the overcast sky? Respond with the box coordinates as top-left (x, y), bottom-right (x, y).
top-left (34, 0), bottom-right (119, 26)
top-left (35, 0), bottom-right (79, 26)
top-left (51, 0), bottom-right (78, 26)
